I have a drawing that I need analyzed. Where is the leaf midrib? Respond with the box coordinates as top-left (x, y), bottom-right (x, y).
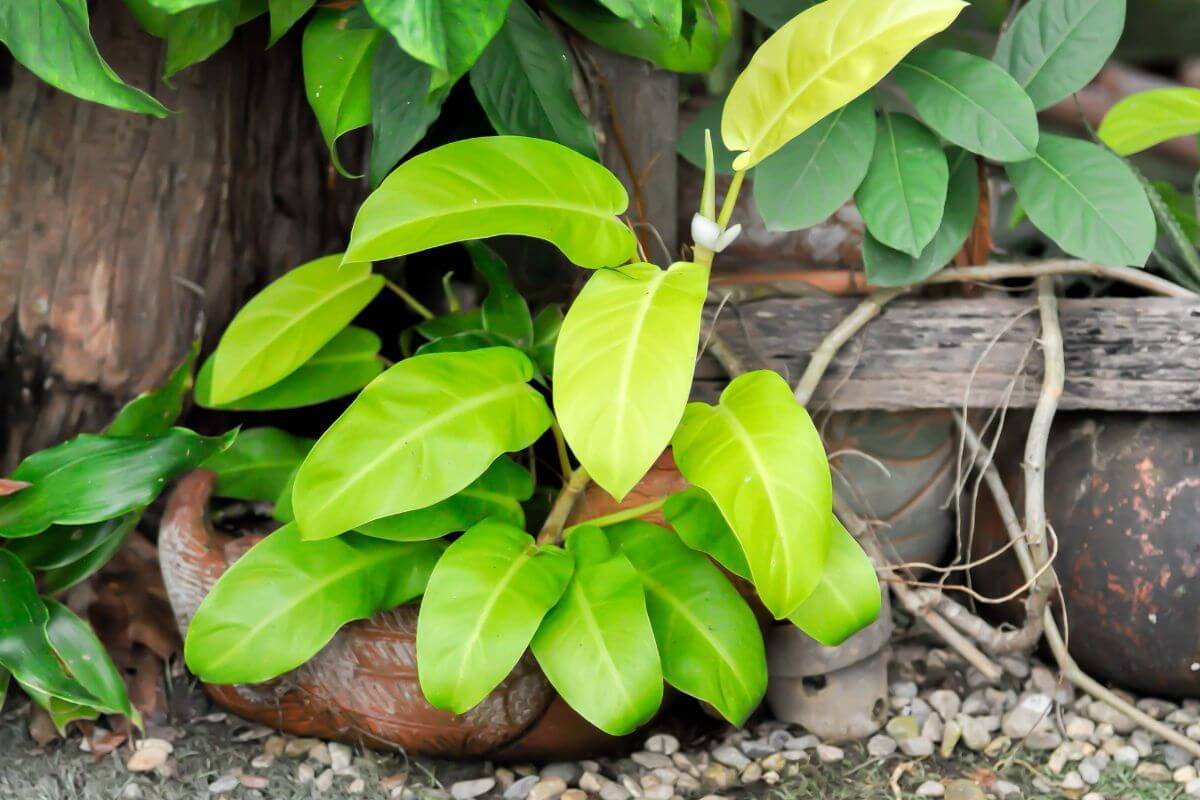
top-left (898, 60), bottom-right (1029, 152)
top-left (1031, 148), bottom-right (1135, 259)
top-left (1012, 0), bottom-right (1106, 93)
top-left (451, 548), bottom-right (534, 706)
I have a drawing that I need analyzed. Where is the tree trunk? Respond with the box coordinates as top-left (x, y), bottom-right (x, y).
top-left (0, 2), bottom-right (362, 469)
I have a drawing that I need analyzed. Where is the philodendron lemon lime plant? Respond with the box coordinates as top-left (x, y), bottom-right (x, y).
top-left (185, 0), bottom-right (964, 736)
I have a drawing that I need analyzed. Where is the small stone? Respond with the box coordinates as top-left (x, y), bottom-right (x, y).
top-left (916, 780), bottom-right (945, 797)
top-left (816, 745), bottom-right (844, 763)
top-left (1000, 656), bottom-right (1030, 679)
top-left (740, 763), bottom-right (763, 783)
top-left (886, 716), bottom-right (920, 740)
top-left (126, 741), bottom-right (171, 773)
top-left (1002, 694), bottom-right (1055, 740)
top-left (899, 737), bottom-right (934, 757)
top-left (296, 764), bottom-right (315, 784)
top-left (239, 775), bottom-right (269, 790)
top-left (1131, 730), bottom-right (1154, 757)
top-left (528, 777), bottom-right (568, 800)
top-left (958, 716), bottom-right (990, 752)
top-left (208, 776), bottom-right (240, 795)
top-left (701, 764), bottom-right (735, 791)
top-left (1065, 715), bottom-right (1096, 740)
top-left (645, 734), bottom-right (679, 755)
top-left (632, 752), bottom-right (674, 770)
top-left (284, 737), bottom-right (321, 758)
top-left (452, 778), bottom-right (497, 800)
top-left (315, 769), bottom-right (334, 792)
top-left (984, 736), bottom-right (1011, 756)
top-left (120, 785), bottom-right (144, 800)
top-left (251, 754), bottom-right (274, 769)
top-left (1079, 761), bottom-right (1101, 784)
top-left (940, 720), bottom-right (961, 758)
top-left (892, 680), bottom-right (919, 699)
top-left (929, 690), bottom-right (961, 722)
top-left (867, 735), bottom-right (897, 757)
top-left (561, 791), bottom-right (586, 800)
top-left (712, 746), bottom-right (750, 770)
top-left (348, 779), bottom-right (366, 795)
top-left (781, 750), bottom-right (808, 763)
top-left (541, 764), bottom-right (583, 785)
top-left (1061, 772), bottom-right (1085, 791)
top-left (740, 739), bottom-right (776, 759)
top-left (1087, 701), bottom-right (1135, 734)
top-left (993, 780), bottom-right (1020, 797)
top-left (1177, 766), bottom-right (1199, 784)
top-left (264, 736), bottom-right (286, 757)
top-left (328, 742), bottom-right (353, 772)
top-left (599, 783), bottom-right (631, 800)
top-left (943, 779), bottom-right (986, 800)
top-left (1082, 794), bottom-right (1104, 800)
top-left (1113, 746), bottom-right (1139, 768)
top-left (308, 743), bottom-right (331, 765)
top-left (761, 754), bottom-right (786, 772)
top-left (1165, 745), bottom-right (1194, 770)
top-left (922, 714), bottom-right (944, 743)
top-left (1136, 762), bottom-right (1173, 782)
top-left (786, 734), bottom-right (819, 751)
top-left (505, 776), bottom-right (541, 800)
top-left (1187, 778), bottom-right (1200, 798)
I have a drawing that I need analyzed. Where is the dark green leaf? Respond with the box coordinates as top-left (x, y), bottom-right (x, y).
top-left (594, 0), bottom-right (680, 34)
top-left (414, 331), bottom-right (507, 356)
top-left (466, 241), bottom-right (535, 345)
top-left (786, 518), bottom-right (881, 647)
top-left (677, 98), bottom-right (736, 176)
top-left (469, 0), bottom-right (598, 158)
top-left (753, 93), bottom-right (876, 232)
top-left (1153, 181), bottom-right (1200, 245)
top-left (531, 526), bottom-right (662, 736)
top-left (416, 309), bottom-right (485, 341)
top-left (662, 487), bottom-right (750, 579)
top-left (195, 326), bottom-right (384, 411)
top-left (303, 9), bottom-right (382, 176)
top-left (148, 0), bottom-right (223, 9)
top-left (7, 515), bottom-right (138, 571)
top-left (125, 0), bottom-right (171, 36)
top-left (855, 112), bottom-right (949, 257)
top-left (369, 38), bottom-right (445, 186)
top-left (362, 0), bottom-right (509, 87)
top-left (530, 305), bottom-right (563, 376)
top-left (106, 341), bottom-right (199, 437)
top-left (609, 520), bottom-right (766, 725)
top-left (268, 0), bottom-right (315, 45)
top-left (863, 147), bottom-right (978, 286)
top-left (202, 428), bottom-right (315, 503)
top-left (0, 0), bottom-right (168, 116)
top-left (0, 430), bottom-right (234, 538)
top-left (38, 514), bottom-right (138, 595)
top-left (44, 600), bottom-right (140, 723)
top-left (186, 523), bottom-right (441, 684)
top-left (19, 682), bottom-right (99, 734)
top-left (739, 0), bottom-right (820, 29)
top-left (163, 1), bottom-right (240, 79)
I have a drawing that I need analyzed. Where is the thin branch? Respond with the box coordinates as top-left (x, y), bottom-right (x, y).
top-left (793, 288), bottom-right (906, 404)
top-left (1024, 277), bottom-right (1062, 549)
top-left (383, 278), bottom-right (435, 320)
top-left (536, 467), bottom-right (591, 546)
top-left (927, 260), bottom-right (1198, 298)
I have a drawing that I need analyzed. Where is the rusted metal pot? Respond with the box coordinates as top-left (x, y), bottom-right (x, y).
top-left (971, 413), bottom-right (1200, 698)
top-left (159, 470), bottom-right (630, 760)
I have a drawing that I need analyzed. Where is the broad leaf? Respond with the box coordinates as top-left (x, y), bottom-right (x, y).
top-left (202, 427), bottom-right (315, 503)
top-left (594, 0), bottom-right (680, 34)
top-left (369, 38), bottom-right (445, 186)
top-left (39, 514), bottom-right (139, 595)
top-left (467, 242), bottom-right (535, 345)
top-left (0, 0), bottom-right (168, 117)
top-left (415, 331), bottom-right (507, 356)
top-left (0, 430), bottom-right (234, 538)
top-left (417, 309), bottom-right (485, 341)
top-left (1153, 181), bottom-right (1200, 246)
top-left (787, 518), bottom-right (881, 647)
top-left (416, 519), bottom-right (572, 713)
top-left (345, 136), bottom-right (636, 269)
top-left (1098, 88), bottom-right (1200, 156)
top-left (863, 147), bottom-right (978, 286)
top-left (546, 0), bottom-right (730, 73)
top-left (470, 0), bottom-right (597, 158)
top-left (855, 113), bottom-right (948, 257)
top-left (752, 93), bottom-right (876, 232)
top-left (662, 487), bottom-right (750, 579)
top-left (195, 326), bottom-right (384, 411)
top-left (185, 523), bottom-right (441, 684)
top-left (361, 0), bottom-right (508, 87)
top-left (739, 0), bottom-right (821, 29)
top-left (163, 1), bottom-right (247, 79)
top-left (0, 552), bottom-right (98, 706)
top-left (554, 262), bottom-right (708, 501)
top-left (677, 98), bottom-right (736, 176)
top-left (671, 370), bottom-right (832, 619)
top-left (209, 254), bottom-right (382, 405)
top-left (7, 514), bottom-right (138, 571)
top-left (106, 341), bottom-right (199, 437)
top-left (44, 600), bottom-right (140, 723)
top-left (609, 521), bottom-right (765, 725)
top-left (349, 456), bottom-right (532, 541)
top-left (303, 10), bottom-right (382, 176)
top-left (531, 305), bottom-right (563, 376)
top-left (19, 681), bottom-right (98, 734)
top-left (1007, 135), bottom-right (1155, 267)
top-left (147, 0), bottom-right (223, 9)
top-left (268, 0), bottom-right (315, 45)
top-left (293, 347), bottom-right (552, 540)
top-left (896, 48), bottom-right (1039, 162)
top-left (531, 526), bottom-right (662, 736)
top-left (994, 0), bottom-right (1124, 111)
top-left (721, 0), bottom-right (965, 169)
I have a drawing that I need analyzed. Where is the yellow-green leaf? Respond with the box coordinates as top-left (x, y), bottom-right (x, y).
top-left (1098, 88), bottom-right (1200, 156)
top-left (786, 518), bottom-right (881, 646)
top-left (721, 0), bottom-right (965, 170)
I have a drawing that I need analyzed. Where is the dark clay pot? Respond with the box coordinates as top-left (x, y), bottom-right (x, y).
top-left (159, 470), bottom-right (633, 760)
top-left (972, 413), bottom-right (1200, 698)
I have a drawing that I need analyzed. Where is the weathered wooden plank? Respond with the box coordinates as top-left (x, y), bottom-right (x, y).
top-left (693, 296), bottom-right (1200, 411)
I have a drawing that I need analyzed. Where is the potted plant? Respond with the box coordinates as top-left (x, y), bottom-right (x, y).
top-left (164, 0), bottom-right (973, 757)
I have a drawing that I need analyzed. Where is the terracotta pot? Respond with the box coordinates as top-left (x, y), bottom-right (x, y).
top-left (159, 470), bottom-right (632, 759)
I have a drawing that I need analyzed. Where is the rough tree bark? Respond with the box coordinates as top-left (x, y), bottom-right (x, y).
top-left (0, 2), bottom-right (363, 469)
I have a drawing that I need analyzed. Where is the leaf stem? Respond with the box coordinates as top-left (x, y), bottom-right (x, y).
top-left (549, 419), bottom-right (573, 484)
top-left (535, 466), bottom-right (591, 546)
top-left (383, 278), bottom-right (435, 320)
top-left (565, 496), bottom-right (670, 535)
top-left (717, 169), bottom-right (746, 230)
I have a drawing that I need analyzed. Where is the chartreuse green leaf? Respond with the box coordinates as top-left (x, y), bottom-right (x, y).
top-left (752, 93), bottom-right (876, 232)
top-left (202, 428), bottom-right (315, 502)
top-left (863, 147), bottom-right (978, 287)
top-left (531, 526), bottom-right (661, 735)
top-left (467, 242), bottom-right (535, 344)
top-left (369, 39), bottom-right (445, 186)
top-left (662, 487), bottom-right (750, 579)
top-left (896, 48), bottom-right (1039, 162)
top-left (0, 429), bottom-right (234, 538)
top-left (786, 518), bottom-right (881, 646)
top-left (721, 0), bottom-right (965, 170)
top-left (196, 326), bottom-right (383, 411)
top-left (185, 523), bottom-right (441, 684)
top-left (345, 137), bottom-right (636, 269)
top-left (417, 520), bottom-right (573, 713)
top-left (0, 552), bottom-right (98, 706)
top-left (855, 113), bottom-right (949, 257)
top-left (993, 0), bottom-right (1124, 110)
top-left (350, 456), bottom-right (532, 541)
top-left (1099, 88), bottom-right (1200, 156)
top-left (106, 341), bottom-right (199, 437)
top-left (39, 515), bottom-right (139, 595)
top-left (546, 0), bottom-right (730, 73)
top-left (671, 370), bottom-right (832, 619)
top-left (0, 0), bottom-right (168, 117)
top-left (609, 521), bottom-right (765, 725)
top-left (1006, 135), bottom-right (1155, 267)
top-left (303, 9), bottom-right (382, 176)
top-left (7, 514), bottom-right (138, 572)
top-left (554, 262), bottom-right (708, 501)
top-left (470, 1), bottom-right (597, 159)
top-left (268, 0), bottom-right (315, 45)
top-left (361, 0), bottom-right (508, 87)
top-left (209, 254), bottom-right (382, 405)
top-left (43, 600), bottom-right (140, 724)
top-left (294, 348), bottom-right (552, 540)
